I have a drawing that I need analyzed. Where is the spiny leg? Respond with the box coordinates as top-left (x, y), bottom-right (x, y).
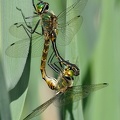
top-left (48, 51), bottom-right (62, 74)
top-left (32, 0), bottom-right (37, 11)
top-left (16, 7), bottom-right (41, 34)
top-left (52, 40), bottom-right (79, 76)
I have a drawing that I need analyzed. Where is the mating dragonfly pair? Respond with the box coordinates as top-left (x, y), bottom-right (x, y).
top-left (6, 0), bottom-right (108, 120)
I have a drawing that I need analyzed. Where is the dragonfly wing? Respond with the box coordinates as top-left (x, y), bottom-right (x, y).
top-left (57, 0), bottom-right (88, 24)
top-left (23, 83), bottom-right (108, 119)
top-left (23, 93), bottom-right (61, 120)
top-left (6, 38), bottom-right (30, 58)
top-left (56, 0), bottom-right (88, 46)
top-left (56, 83), bottom-right (108, 106)
top-left (5, 35), bottom-right (44, 58)
top-left (9, 17), bottom-right (41, 39)
top-left (9, 22), bottom-right (31, 39)
top-left (57, 15), bottom-right (83, 46)
top-left (31, 35), bottom-right (44, 57)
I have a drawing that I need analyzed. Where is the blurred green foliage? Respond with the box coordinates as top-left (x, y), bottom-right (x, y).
top-left (0, 0), bottom-right (120, 120)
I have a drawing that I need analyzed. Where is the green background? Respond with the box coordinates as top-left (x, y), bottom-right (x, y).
top-left (0, 0), bottom-right (120, 120)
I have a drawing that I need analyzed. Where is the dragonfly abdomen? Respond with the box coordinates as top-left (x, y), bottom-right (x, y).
top-left (40, 32), bottom-right (58, 90)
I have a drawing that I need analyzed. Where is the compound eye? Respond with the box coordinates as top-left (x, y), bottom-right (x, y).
top-left (45, 4), bottom-right (49, 10)
top-left (72, 67), bottom-right (76, 72)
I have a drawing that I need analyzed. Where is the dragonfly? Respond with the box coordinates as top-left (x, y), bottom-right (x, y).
top-left (6, 0), bottom-right (88, 88)
top-left (23, 51), bottom-right (108, 120)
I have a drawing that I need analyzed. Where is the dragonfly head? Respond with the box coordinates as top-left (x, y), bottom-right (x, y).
top-left (70, 65), bottom-right (80, 76)
top-left (36, 0), bottom-right (49, 14)
top-left (63, 67), bottom-right (74, 79)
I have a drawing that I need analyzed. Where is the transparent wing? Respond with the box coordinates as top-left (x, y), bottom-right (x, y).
top-left (57, 0), bottom-right (88, 23)
top-left (5, 35), bottom-right (44, 58)
top-left (56, 83), bottom-right (108, 105)
top-left (23, 83), bottom-right (108, 120)
top-left (23, 93), bottom-right (61, 120)
top-left (9, 22), bottom-right (31, 39)
top-left (57, 15), bottom-right (83, 46)
top-left (56, 0), bottom-right (88, 46)
top-left (9, 18), bottom-right (41, 39)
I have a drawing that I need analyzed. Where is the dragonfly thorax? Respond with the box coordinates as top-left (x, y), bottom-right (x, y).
top-left (55, 73), bottom-right (73, 92)
top-left (41, 12), bottom-right (58, 41)
top-left (41, 13), bottom-right (57, 29)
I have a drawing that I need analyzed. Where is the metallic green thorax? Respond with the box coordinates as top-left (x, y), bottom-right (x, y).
top-left (41, 12), bottom-right (56, 32)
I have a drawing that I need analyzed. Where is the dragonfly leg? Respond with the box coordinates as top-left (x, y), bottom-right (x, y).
top-left (16, 7), bottom-right (41, 35)
top-left (48, 51), bottom-right (59, 73)
top-left (14, 23), bottom-right (31, 39)
top-left (32, 0), bottom-right (37, 11)
top-left (48, 51), bottom-right (62, 74)
top-left (16, 7), bottom-right (32, 29)
top-left (31, 19), bottom-right (41, 34)
top-left (52, 41), bottom-right (64, 67)
top-left (52, 41), bottom-right (80, 76)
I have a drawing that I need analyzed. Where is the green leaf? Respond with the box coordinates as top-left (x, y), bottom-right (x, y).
top-left (0, 58), bottom-right (11, 120)
top-left (1, 0), bottom-right (32, 119)
top-left (0, 1), bottom-right (11, 120)
top-left (84, 0), bottom-right (120, 120)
